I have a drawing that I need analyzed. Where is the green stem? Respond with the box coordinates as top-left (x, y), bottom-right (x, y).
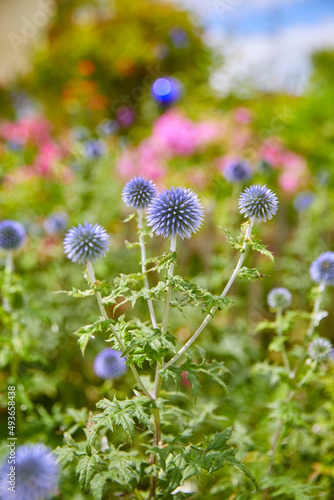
top-left (164, 219), bottom-right (254, 370)
top-left (276, 308), bottom-right (290, 373)
top-left (137, 209), bottom-right (158, 329)
top-left (86, 261), bottom-right (152, 400)
top-left (149, 235), bottom-right (177, 500)
top-left (307, 281), bottom-right (326, 338)
top-left (297, 361), bottom-right (317, 388)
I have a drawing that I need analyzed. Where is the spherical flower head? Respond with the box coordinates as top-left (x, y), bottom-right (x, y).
top-left (0, 444), bottom-right (58, 500)
top-left (308, 338), bottom-right (333, 362)
top-left (224, 159), bottom-right (252, 182)
top-left (122, 177), bottom-right (157, 209)
top-left (267, 287), bottom-right (292, 310)
top-left (310, 252), bottom-right (334, 286)
top-left (0, 220), bottom-right (26, 251)
top-left (94, 348), bottom-right (127, 379)
top-left (239, 184), bottom-right (278, 222)
top-left (83, 139), bottom-right (105, 159)
top-left (151, 77), bottom-right (182, 106)
top-left (64, 222), bottom-right (109, 264)
top-left (44, 211), bottom-right (68, 234)
top-left (147, 186), bottom-right (204, 239)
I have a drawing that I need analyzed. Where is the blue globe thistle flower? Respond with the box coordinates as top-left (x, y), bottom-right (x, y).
top-left (0, 444), bottom-right (58, 500)
top-left (0, 220), bottom-right (26, 251)
top-left (238, 185), bottom-right (278, 222)
top-left (308, 338), bottom-right (333, 362)
top-left (147, 187), bottom-right (204, 239)
top-left (83, 139), bottom-right (106, 159)
top-left (267, 287), bottom-right (292, 310)
top-left (94, 348), bottom-right (127, 379)
top-left (122, 177), bottom-right (157, 209)
top-left (310, 252), bottom-right (334, 286)
top-left (64, 222), bottom-right (109, 264)
top-left (293, 191), bottom-right (314, 212)
top-left (44, 212), bottom-right (68, 234)
top-left (224, 160), bottom-right (252, 182)
top-left (151, 77), bottom-right (182, 106)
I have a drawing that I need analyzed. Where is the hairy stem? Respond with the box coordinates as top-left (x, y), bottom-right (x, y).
top-left (149, 235), bottom-right (177, 500)
top-left (86, 260), bottom-right (152, 400)
top-left (137, 209), bottom-right (158, 329)
top-left (164, 219), bottom-right (254, 370)
top-left (307, 281), bottom-right (326, 337)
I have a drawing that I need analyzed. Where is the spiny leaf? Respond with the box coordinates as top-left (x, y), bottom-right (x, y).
top-left (75, 454), bottom-right (106, 492)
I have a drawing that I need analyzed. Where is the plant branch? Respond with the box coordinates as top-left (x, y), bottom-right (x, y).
top-left (137, 209), bottom-right (158, 329)
top-left (86, 260), bottom-right (153, 400)
top-left (164, 219), bottom-right (254, 370)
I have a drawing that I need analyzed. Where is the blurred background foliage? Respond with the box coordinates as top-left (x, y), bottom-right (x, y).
top-left (0, 0), bottom-right (334, 498)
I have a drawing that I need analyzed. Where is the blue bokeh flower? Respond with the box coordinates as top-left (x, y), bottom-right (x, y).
top-left (293, 191), bottom-right (314, 212)
top-left (44, 212), bottom-right (68, 234)
top-left (151, 77), bottom-right (182, 106)
top-left (147, 186), bottom-right (204, 239)
top-left (267, 287), bottom-right (292, 310)
top-left (239, 185), bottom-right (278, 222)
top-left (308, 338), bottom-right (333, 362)
top-left (0, 220), bottom-right (26, 251)
top-left (94, 348), bottom-right (127, 379)
top-left (310, 252), bottom-right (334, 286)
top-left (0, 444), bottom-right (58, 500)
top-left (224, 160), bottom-right (252, 182)
top-left (122, 177), bottom-right (157, 209)
top-left (64, 222), bottom-right (109, 264)
top-left (82, 139), bottom-right (106, 159)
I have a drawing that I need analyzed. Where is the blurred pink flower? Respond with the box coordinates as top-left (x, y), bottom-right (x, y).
top-left (195, 120), bottom-right (221, 146)
top-left (152, 110), bottom-right (198, 156)
top-left (260, 139), bottom-right (285, 167)
top-left (279, 172), bottom-right (301, 192)
top-left (234, 107), bottom-right (252, 124)
top-left (117, 145), bottom-right (165, 180)
top-left (34, 142), bottom-right (61, 175)
top-left (0, 115), bottom-right (52, 145)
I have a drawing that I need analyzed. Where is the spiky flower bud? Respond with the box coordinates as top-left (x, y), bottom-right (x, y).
top-left (310, 252), bottom-right (334, 286)
top-left (147, 186), bottom-right (204, 239)
top-left (64, 222), bottom-right (109, 264)
top-left (0, 220), bottom-right (26, 251)
top-left (308, 338), bottom-right (333, 362)
top-left (238, 185), bottom-right (278, 222)
top-left (122, 177), bottom-right (157, 209)
top-left (267, 287), bottom-right (292, 310)
top-left (94, 348), bottom-right (127, 379)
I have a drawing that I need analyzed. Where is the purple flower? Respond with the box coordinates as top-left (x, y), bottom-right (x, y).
top-left (169, 27), bottom-right (189, 47)
top-left (293, 191), bottom-right (314, 212)
top-left (83, 139), bottom-right (106, 159)
top-left (151, 77), bottom-right (182, 106)
top-left (44, 212), bottom-right (68, 234)
top-left (0, 220), bottom-right (26, 251)
top-left (122, 177), bottom-right (157, 209)
top-left (0, 444), bottom-right (58, 500)
top-left (94, 348), bottom-right (127, 379)
top-left (224, 160), bottom-right (252, 182)
top-left (310, 252), bottom-right (334, 286)
top-left (147, 186), bottom-right (204, 239)
top-left (239, 185), bottom-right (278, 222)
top-left (64, 222), bottom-right (109, 264)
